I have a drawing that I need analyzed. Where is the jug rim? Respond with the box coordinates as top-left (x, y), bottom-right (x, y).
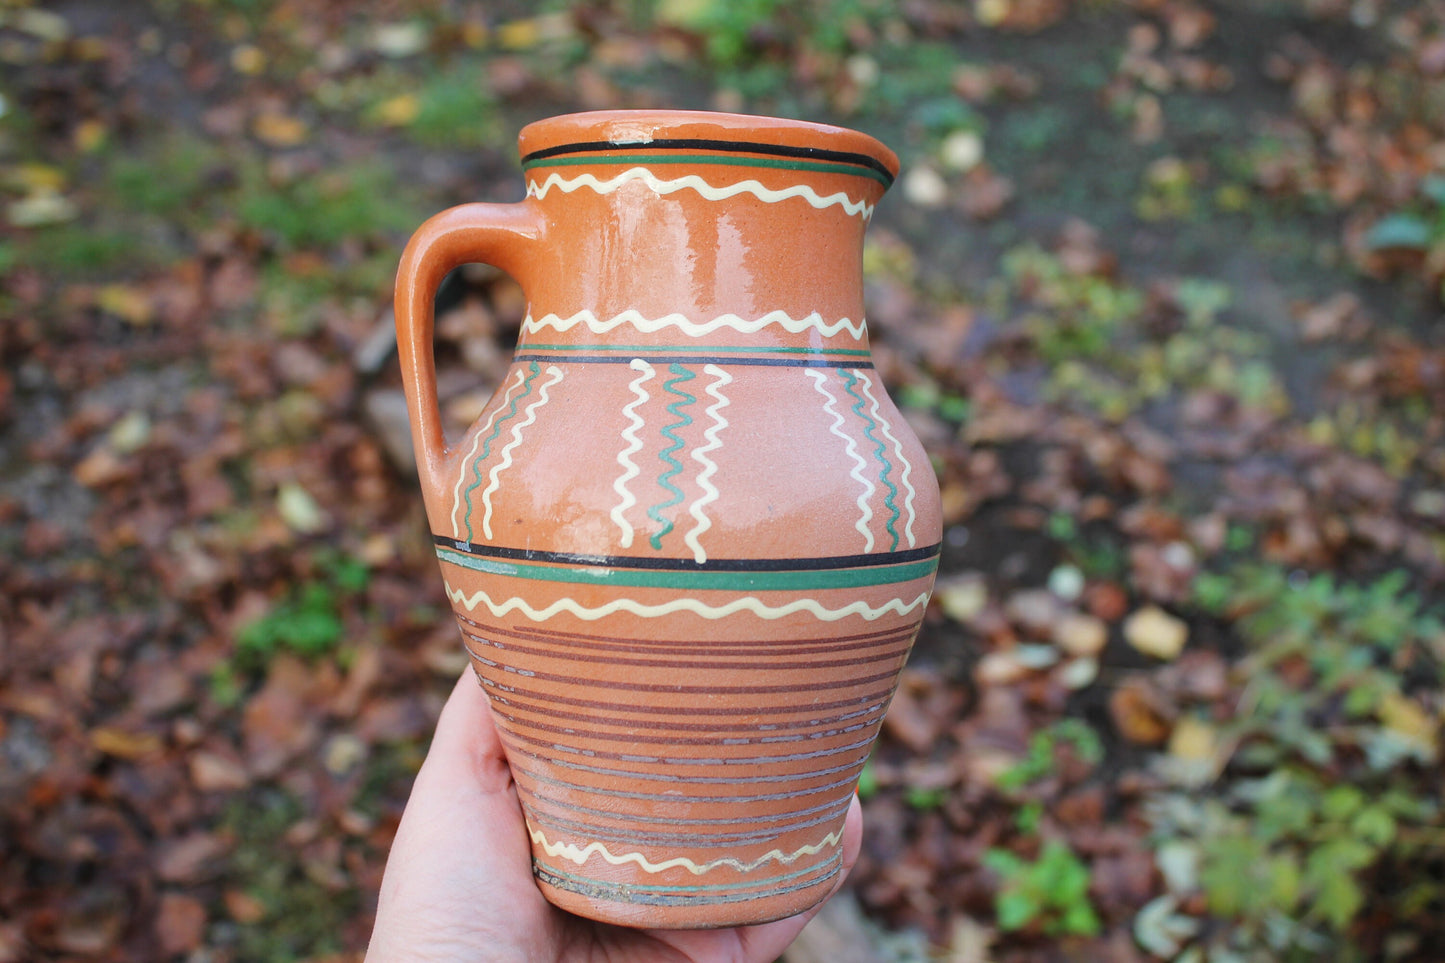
top-left (516, 109), bottom-right (899, 184)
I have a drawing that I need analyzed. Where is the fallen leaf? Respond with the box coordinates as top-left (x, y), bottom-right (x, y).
top-left (373, 93), bottom-right (420, 127)
top-left (1124, 605), bottom-right (1188, 660)
top-left (1054, 612), bottom-right (1108, 656)
top-left (7, 190), bottom-right (77, 226)
top-left (155, 894), bottom-right (206, 956)
top-left (1109, 679), bottom-right (1173, 745)
top-left (155, 832), bottom-right (231, 883)
top-left (90, 726), bottom-right (163, 760)
top-left (252, 112), bottom-right (309, 147)
top-left (96, 284), bottom-right (155, 325)
top-left (277, 481), bottom-right (329, 533)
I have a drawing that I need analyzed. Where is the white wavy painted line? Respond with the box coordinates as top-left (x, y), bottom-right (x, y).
top-left (449, 369), bottom-right (527, 539)
top-left (528, 822), bottom-right (844, 876)
top-left (684, 364), bottom-right (732, 564)
top-left (808, 370), bottom-right (874, 552)
top-left (444, 581), bottom-right (931, 623)
top-left (522, 309), bottom-right (867, 341)
top-left (610, 359), bottom-right (656, 549)
top-left (480, 365), bottom-right (564, 540)
top-left (526, 167), bottom-right (875, 219)
top-left (856, 371), bottom-right (917, 549)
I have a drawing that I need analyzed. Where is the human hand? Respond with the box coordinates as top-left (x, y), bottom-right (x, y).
top-left (366, 670), bottom-right (864, 963)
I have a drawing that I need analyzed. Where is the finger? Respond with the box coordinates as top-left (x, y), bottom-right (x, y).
top-left (414, 667), bottom-right (516, 796)
top-left (730, 793), bottom-right (866, 963)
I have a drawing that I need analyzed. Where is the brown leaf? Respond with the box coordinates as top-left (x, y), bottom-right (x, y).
top-left (188, 748), bottom-right (250, 793)
top-left (1109, 679), bottom-right (1175, 745)
top-left (243, 657), bottom-right (321, 778)
top-left (155, 832), bottom-right (231, 883)
top-left (224, 889), bottom-right (267, 924)
top-left (155, 894), bottom-right (207, 956)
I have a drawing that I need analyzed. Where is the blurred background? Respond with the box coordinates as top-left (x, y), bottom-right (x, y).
top-left (3, 0), bottom-right (1445, 960)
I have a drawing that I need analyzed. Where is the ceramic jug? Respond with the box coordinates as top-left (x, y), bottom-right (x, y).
top-left (394, 109), bottom-right (942, 928)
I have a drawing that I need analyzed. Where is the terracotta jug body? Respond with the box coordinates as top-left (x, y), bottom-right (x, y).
top-left (394, 110), bottom-right (942, 928)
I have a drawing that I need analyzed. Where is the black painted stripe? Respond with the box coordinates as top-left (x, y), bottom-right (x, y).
top-left (520, 137), bottom-right (895, 184)
top-left (435, 537), bottom-right (941, 573)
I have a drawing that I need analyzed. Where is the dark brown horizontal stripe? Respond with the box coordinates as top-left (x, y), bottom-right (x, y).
top-left (501, 735), bottom-right (867, 785)
top-left (534, 853), bottom-right (841, 906)
top-left (527, 806), bottom-right (847, 848)
top-left (493, 703), bottom-right (883, 748)
top-left (481, 619), bottom-right (917, 657)
top-left (521, 786), bottom-right (849, 828)
top-left (463, 627), bottom-right (910, 673)
top-left (468, 648), bottom-right (902, 695)
top-left (476, 670), bottom-right (899, 719)
top-left (512, 759), bottom-right (862, 804)
top-left (495, 719), bottom-right (875, 767)
top-left (489, 690), bottom-right (886, 734)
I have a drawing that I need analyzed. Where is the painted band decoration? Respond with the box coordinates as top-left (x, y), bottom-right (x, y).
top-left (446, 361), bottom-right (920, 561)
top-left (520, 136), bottom-right (897, 187)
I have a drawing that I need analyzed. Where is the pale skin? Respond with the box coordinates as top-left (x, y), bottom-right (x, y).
top-left (366, 671), bottom-right (865, 963)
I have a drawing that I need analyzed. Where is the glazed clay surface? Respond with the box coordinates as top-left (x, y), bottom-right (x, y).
top-left (394, 110), bottom-right (942, 928)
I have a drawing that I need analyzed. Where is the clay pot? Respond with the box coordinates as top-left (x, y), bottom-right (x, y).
top-left (394, 109), bottom-right (941, 928)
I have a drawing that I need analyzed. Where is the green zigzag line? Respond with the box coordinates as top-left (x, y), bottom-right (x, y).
top-left (842, 369), bottom-right (899, 552)
top-left (462, 362), bottom-right (538, 542)
top-left (648, 363), bottom-right (696, 550)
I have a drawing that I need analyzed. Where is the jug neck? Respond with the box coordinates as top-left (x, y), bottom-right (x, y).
top-left (510, 113), bottom-right (894, 357)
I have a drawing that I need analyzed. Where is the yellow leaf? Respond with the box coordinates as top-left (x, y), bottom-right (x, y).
top-left (91, 727), bottom-right (163, 759)
top-left (15, 163), bottom-right (67, 192)
top-left (73, 119), bottom-right (107, 153)
top-left (373, 93), bottom-right (420, 128)
top-left (1379, 692), bottom-right (1438, 755)
top-left (975, 0), bottom-right (1010, 27)
top-left (495, 18), bottom-right (539, 50)
top-left (252, 112), bottom-right (308, 147)
top-left (230, 43), bottom-right (266, 75)
top-left (1124, 605), bottom-right (1189, 660)
top-left (1168, 716), bottom-right (1218, 762)
top-left (96, 284), bottom-right (155, 325)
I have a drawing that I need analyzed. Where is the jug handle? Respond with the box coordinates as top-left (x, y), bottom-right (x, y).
top-left (394, 202), bottom-right (542, 494)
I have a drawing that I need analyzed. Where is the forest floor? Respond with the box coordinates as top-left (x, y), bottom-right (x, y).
top-left (3, 1), bottom-right (1445, 961)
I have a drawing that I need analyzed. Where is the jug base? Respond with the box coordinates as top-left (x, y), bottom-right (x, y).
top-left (534, 865), bottom-right (840, 929)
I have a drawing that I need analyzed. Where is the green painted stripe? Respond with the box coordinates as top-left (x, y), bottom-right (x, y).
top-left (520, 343), bottom-right (872, 357)
top-left (461, 362), bottom-right (537, 541)
top-left (647, 364), bottom-right (695, 551)
top-left (523, 153), bottom-right (892, 187)
top-left (536, 853), bottom-right (839, 895)
top-left (435, 548), bottom-right (938, 591)
top-left (843, 370), bottom-right (900, 552)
